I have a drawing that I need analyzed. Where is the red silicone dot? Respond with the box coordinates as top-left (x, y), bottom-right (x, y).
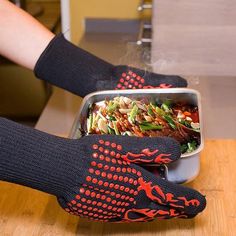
top-left (102, 182), bottom-right (108, 187)
top-left (129, 189), bottom-right (134, 194)
top-left (92, 201), bottom-right (97, 205)
top-left (141, 78), bottom-right (145, 83)
top-left (111, 143), bottom-right (117, 148)
top-left (99, 147), bottom-right (104, 152)
top-left (121, 202), bottom-right (126, 206)
top-left (85, 190), bottom-right (91, 196)
top-left (101, 195), bottom-right (106, 200)
top-left (128, 71), bottom-right (132, 75)
top-left (109, 183), bottom-right (114, 188)
top-left (124, 81), bottom-right (128, 86)
top-left (104, 165), bottom-right (109, 170)
top-left (134, 81), bottom-right (139, 86)
top-left (129, 178), bottom-right (134, 184)
top-left (111, 200), bottom-right (117, 204)
top-left (136, 76), bottom-right (141, 80)
top-left (112, 159), bottom-right (116, 164)
top-left (104, 141), bottom-right (110, 146)
top-left (117, 201), bottom-right (122, 205)
top-left (83, 211), bottom-right (88, 215)
top-left (125, 196), bottom-right (130, 200)
top-left (77, 203), bottom-right (82, 207)
top-left (117, 83), bottom-right (122, 88)
top-left (97, 163), bottom-right (103, 169)
top-left (114, 184), bottom-right (119, 189)
top-left (116, 153), bottom-right (121, 158)
top-left (108, 206), bottom-right (112, 210)
top-left (82, 205), bottom-right (87, 209)
top-left (119, 78), bottom-right (124, 83)
top-left (111, 192), bottom-right (116, 196)
top-left (99, 155), bottom-right (105, 161)
top-left (76, 195), bottom-right (81, 200)
top-left (117, 208), bottom-right (121, 212)
top-left (122, 73), bottom-right (126, 77)
top-left (129, 197), bottom-right (134, 202)
top-left (105, 157), bottom-right (110, 162)
top-left (132, 73), bottom-right (137, 77)
top-left (92, 178), bottom-right (98, 184)
top-left (102, 204), bottom-right (108, 208)
top-left (120, 186), bottom-right (125, 191)
top-left (113, 175), bottom-right (118, 181)
top-left (93, 144), bottom-right (98, 149)
top-left (133, 180), bottom-right (138, 185)
top-left (137, 171), bottom-right (142, 177)
top-left (124, 177), bottom-right (129, 182)
top-left (91, 161), bottom-right (96, 167)
top-left (118, 176), bottom-right (123, 181)
top-left (117, 145), bottom-right (122, 150)
top-left (113, 207), bottom-right (118, 211)
top-left (89, 168), bottom-right (94, 174)
top-left (122, 161), bottom-right (127, 165)
top-left (110, 151), bottom-right (116, 156)
top-left (103, 211), bottom-right (108, 215)
top-left (81, 198), bottom-right (86, 202)
top-left (99, 140), bottom-right (104, 144)
top-left (87, 200), bottom-right (92, 204)
top-left (134, 191), bottom-right (138, 196)
top-left (98, 180), bottom-right (103, 185)
top-left (121, 86), bottom-right (126, 89)
top-left (88, 212), bottom-right (94, 216)
top-left (101, 172), bottom-right (107, 178)
top-left (88, 207), bottom-right (92, 211)
top-left (107, 173), bottom-right (113, 179)
top-left (106, 197), bottom-right (111, 202)
top-left (122, 168), bottom-right (126, 173)
top-left (114, 194), bottom-right (120, 199)
top-left (125, 187), bottom-right (130, 192)
top-left (126, 76), bottom-right (130, 80)
top-left (128, 84), bottom-right (132, 88)
top-left (65, 208), bottom-right (70, 212)
top-left (116, 167), bottom-right (121, 172)
top-left (110, 166), bottom-right (115, 171)
top-left (130, 79), bottom-right (134, 83)
top-left (80, 188), bottom-right (85, 193)
top-left (127, 168), bottom-right (131, 173)
top-left (95, 170), bottom-right (100, 175)
top-left (132, 169), bottom-right (137, 174)
top-left (125, 203), bottom-right (129, 207)
top-left (138, 84), bottom-right (143, 88)
top-left (71, 200), bottom-right (76, 205)
top-left (86, 176), bottom-right (92, 182)
top-left (94, 214), bottom-right (98, 217)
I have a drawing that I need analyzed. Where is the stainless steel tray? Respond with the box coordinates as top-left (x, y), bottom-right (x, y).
top-left (69, 88), bottom-right (204, 184)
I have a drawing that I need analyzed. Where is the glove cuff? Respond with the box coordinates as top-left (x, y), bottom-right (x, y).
top-left (34, 33), bottom-right (114, 97)
top-left (0, 118), bottom-right (88, 196)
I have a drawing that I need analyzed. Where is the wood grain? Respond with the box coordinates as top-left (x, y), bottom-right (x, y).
top-left (0, 140), bottom-right (235, 235)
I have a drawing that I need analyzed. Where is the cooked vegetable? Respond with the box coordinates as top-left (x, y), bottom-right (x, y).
top-left (86, 96), bottom-right (200, 154)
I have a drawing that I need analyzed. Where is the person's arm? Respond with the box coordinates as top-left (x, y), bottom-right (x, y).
top-left (0, 0), bottom-right (187, 97)
top-left (0, 0), bottom-right (54, 69)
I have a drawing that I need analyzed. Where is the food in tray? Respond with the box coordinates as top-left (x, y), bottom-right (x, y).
top-left (86, 96), bottom-right (200, 154)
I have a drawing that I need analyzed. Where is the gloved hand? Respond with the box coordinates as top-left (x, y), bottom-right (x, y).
top-left (0, 118), bottom-right (206, 222)
top-left (34, 34), bottom-right (187, 97)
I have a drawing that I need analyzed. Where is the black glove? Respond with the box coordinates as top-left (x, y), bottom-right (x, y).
top-left (34, 34), bottom-right (187, 97)
top-left (0, 118), bottom-right (206, 222)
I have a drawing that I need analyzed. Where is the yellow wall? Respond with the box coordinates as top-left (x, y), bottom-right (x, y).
top-left (70, 0), bottom-right (151, 43)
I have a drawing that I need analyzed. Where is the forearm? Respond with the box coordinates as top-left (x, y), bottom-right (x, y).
top-left (0, 0), bottom-right (54, 69)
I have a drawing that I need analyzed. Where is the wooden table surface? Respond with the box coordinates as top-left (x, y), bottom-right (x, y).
top-left (0, 139), bottom-right (235, 236)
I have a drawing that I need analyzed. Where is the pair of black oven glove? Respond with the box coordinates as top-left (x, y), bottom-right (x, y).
top-left (0, 34), bottom-right (206, 223)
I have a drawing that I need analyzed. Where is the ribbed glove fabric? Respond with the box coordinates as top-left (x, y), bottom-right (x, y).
top-left (34, 34), bottom-right (187, 97)
top-left (0, 118), bottom-right (206, 222)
